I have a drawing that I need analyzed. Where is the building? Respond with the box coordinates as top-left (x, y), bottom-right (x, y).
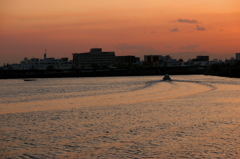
top-left (115, 56), bottom-right (140, 64)
top-left (72, 48), bottom-right (115, 68)
top-left (196, 55), bottom-right (209, 61)
top-left (166, 59), bottom-right (179, 67)
top-left (225, 57), bottom-right (235, 64)
top-left (189, 55), bottom-right (209, 66)
top-left (20, 53), bottom-right (73, 70)
top-left (236, 53), bottom-right (240, 60)
top-left (144, 55), bottom-right (171, 63)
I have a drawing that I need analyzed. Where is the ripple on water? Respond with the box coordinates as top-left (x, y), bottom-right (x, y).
top-left (0, 76), bottom-right (239, 158)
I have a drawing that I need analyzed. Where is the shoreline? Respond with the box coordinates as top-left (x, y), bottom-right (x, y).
top-left (0, 66), bottom-right (205, 79)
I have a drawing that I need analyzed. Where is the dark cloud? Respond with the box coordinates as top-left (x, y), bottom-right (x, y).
top-left (196, 25), bottom-right (206, 31)
top-left (180, 44), bottom-right (199, 50)
top-left (178, 19), bottom-right (198, 24)
top-left (170, 28), bottom-right (179, 32)
top-left (115, 43), bottom-right (144, 50)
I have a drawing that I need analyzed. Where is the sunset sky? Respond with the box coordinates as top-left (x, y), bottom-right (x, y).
top-left (1, 0), bottom-right (240, 65)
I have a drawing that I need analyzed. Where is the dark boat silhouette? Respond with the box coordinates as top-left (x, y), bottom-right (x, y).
top-left (163, 74), bottom-right (171, 81)
top-left (24, 79), bottom-right (36, 81)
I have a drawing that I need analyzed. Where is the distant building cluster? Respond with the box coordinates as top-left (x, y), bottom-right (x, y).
top-left (1, 49), bottom-right (240, 70)
top-left (3, 51), bottom-right (73, 70)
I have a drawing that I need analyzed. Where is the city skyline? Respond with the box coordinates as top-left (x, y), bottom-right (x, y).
top-left (1, 0), bottom-right (240, 65)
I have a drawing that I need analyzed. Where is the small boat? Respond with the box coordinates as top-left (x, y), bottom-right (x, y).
top-left (24, 79), bottom-right (36, 81)
top-left (163, 74), bottom-right (171, 81)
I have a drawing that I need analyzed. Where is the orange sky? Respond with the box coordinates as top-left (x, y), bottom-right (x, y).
top-left (1, 0), bottom-right (240, 64)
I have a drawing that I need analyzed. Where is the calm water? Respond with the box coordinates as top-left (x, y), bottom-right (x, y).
top-left (0, 75), bottom-right (239, 158)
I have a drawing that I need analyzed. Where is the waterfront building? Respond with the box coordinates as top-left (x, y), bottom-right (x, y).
top-left (166, 59), bottom-right (180, 67)
top-left (189, 55), bottom-right (209, 66)
top-left (72, 48), bottom-right (115, 68)
top-left (20, 54), bottom-right (73, 70)
top-left (10, 64), bottom-right (21, 70)
top-left (196, 55), bottom-right (209, 61)
top-left (225, 57), bottom-right (235, 64)
top-left (236, 53), bottom-right (240, 60)
top-left (115, 56), bottom-right (140, 64)
top-left (144, 55), bottom-right (171, 63)
top-left (206, 59), bottom-right (223, 65)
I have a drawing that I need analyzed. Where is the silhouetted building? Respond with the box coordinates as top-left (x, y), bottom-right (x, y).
top-left (30, 58), bottom-right (39, 63)
top-left (72, 48), bottom-right (115, 68)
top-left (115, 56), bottom-right (139, 64)
top-left (144, 55), bottom-right (171, 63)
top-left (61, 58), bottom-right (68, 61)
top-left (195, 55), bottom-right (209, 61)
top-left (225, 57), bottom-right (235, 64)
top-left (166, 59), bottom-right (179, 67)
top-left (189, 55), bottom-right (209, 66)
top-left (236, 53), bottom-right (240, 60)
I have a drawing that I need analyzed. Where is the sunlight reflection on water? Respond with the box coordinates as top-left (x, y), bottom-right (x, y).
top-left (0, 75), bottom-right (239, 158)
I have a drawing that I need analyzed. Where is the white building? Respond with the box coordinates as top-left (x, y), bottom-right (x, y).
top-left (20, 54), bottom-right (73, 70)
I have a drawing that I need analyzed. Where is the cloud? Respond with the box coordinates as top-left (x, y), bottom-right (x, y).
top-left (178, 19), bottom-right (199, 24)
top-left (170, 28), bottom-right (179, 32)
top-left (180, 44), bottom-right (199, 50)
top-left (196, 25), bottom-right (206, 31)
top-left (142, 31), bottom-right (156, 34)
top-left (166, 46), bottom-right (172, 48)
top-left (115, 43), bottom-right (144, 50)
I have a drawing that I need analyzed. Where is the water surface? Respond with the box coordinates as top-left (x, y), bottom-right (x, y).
top-left (0, 75), bottom-right (239, 158)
